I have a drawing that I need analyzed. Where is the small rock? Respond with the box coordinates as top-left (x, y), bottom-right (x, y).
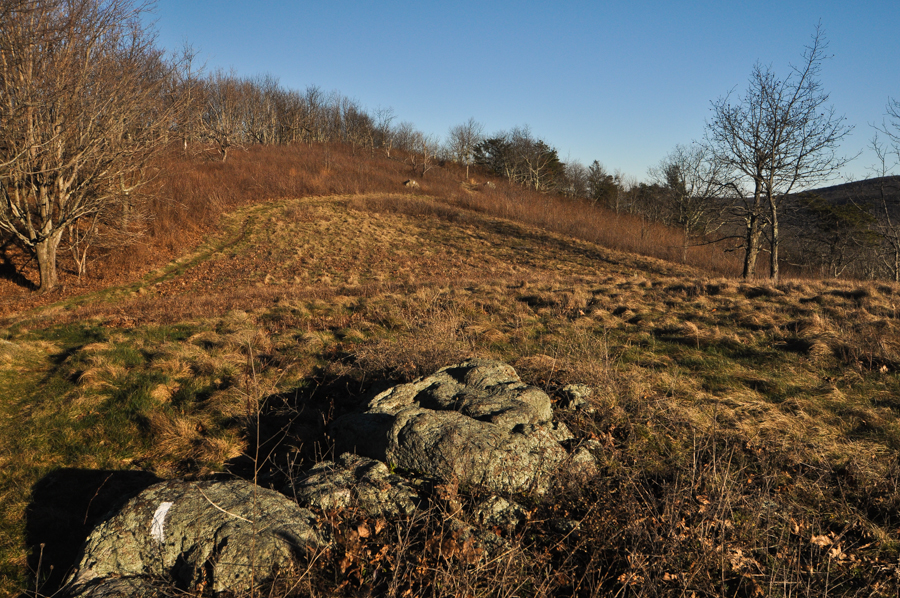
top-left (561, 384), bottom-right (596, 413)
top-left (551, 518), bottom-right (581, 534)
top-left (474, 495), bottom-right (529, 533)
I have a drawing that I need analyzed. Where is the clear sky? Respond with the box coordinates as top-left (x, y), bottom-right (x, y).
top-left (145, 0), bottom-right (900, 183)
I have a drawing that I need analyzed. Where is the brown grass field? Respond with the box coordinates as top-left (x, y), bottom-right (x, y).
top-left (0, 144), bottom-right (898, 596)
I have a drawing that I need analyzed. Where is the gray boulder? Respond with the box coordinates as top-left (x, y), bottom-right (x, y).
top-left (366, 359), bottom-right (553, 428)
top-left (292, 453), bottom-right (423, 517)
top-left (67, 479), bottom-right (322, 596)
top-left (331, 359), bottom-right (596, 494)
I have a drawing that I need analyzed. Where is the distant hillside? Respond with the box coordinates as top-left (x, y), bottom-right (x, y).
top-left (805, 175), bottom-right (900, 205)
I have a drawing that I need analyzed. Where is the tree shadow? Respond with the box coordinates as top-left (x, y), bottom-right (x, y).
top-left (0, 238), bottom-right (35, 291)
top-left (24, 468), bottom-right (161, 596)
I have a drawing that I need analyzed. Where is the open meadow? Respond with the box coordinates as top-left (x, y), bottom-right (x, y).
top-left (0, 145), bottom-right (899, 595)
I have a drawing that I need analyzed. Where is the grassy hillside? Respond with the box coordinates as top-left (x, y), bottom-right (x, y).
top-left (1, 154), bottom-right (899, 595)
top-left (0, 143), bottom-right (743, 317)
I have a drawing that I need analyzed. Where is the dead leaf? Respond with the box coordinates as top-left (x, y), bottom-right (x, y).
top-left (374, 518), bottom-right (387, 535)
top-left (811, 535), bottom-right (832, 547)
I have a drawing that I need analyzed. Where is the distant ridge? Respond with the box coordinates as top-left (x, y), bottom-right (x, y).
top-left (804, 175), bottom-right (900, 204)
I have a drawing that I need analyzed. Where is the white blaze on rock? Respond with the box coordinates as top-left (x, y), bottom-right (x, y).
top-left (150, 501), bottom-right (174, 543)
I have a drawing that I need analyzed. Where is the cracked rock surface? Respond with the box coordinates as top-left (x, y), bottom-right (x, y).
top-left (331, 359), bottom-right (596, 494)
top-left (291, 452), bottom-right (423, 517)
top-left (67, 479), bottom-right (322, 596)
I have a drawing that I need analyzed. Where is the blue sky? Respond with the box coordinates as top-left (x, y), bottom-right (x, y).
top-left (146, 0), bottom-right (899, 183)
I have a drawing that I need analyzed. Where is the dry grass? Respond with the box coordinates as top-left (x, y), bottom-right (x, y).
top-left (0, 166), bottom-right (899, 594)
top-left (0, 141), bottom-right (737, 317)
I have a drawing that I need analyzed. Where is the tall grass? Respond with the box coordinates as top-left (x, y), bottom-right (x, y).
top-left (1, 140), bottom-right (741, 312)
top-left (144, 142), bottom-right (742, 276)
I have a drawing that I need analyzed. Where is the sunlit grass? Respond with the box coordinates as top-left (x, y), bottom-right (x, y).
top-left (0, 191), bottom-right (899, 594)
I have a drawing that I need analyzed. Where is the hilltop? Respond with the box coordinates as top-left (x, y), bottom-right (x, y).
top-left (0, 159), bottom-right (899, 595)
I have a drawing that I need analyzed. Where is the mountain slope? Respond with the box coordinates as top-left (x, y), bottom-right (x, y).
top-left (1, 192), bottom-right (899, 596)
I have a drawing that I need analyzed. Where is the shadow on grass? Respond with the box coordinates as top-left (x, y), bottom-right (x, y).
top-left (24, 468), bottom-right (161, 597)
top-left (225, 364), bottom-right (397, 489)
top-left (0, 240), bottom-right (35, 291)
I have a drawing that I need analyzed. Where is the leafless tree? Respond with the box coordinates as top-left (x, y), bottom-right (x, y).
top-left (338, 97), bottom-right (373, 152)
top-left (0, 0), bottom-right (182, 290)
top-left (650, 143), bottom-right (730, 260)
top-left (407, 131), bottom-right (439, 178)
top-left (372, 106), bottom-right (396, 156)
top-left (563, 161), bottom-right (589, 199)
top-left (391, 121), bottom-right (419, 153)
top-left (706, 25), bottom-right (852, 280)
top-left (271, 87), bottom-right (308, 144)
top-left (883, 97), bottom-right (900, 147)
top-left (447, 118), bottom-right (484, 180)
top-left (861, 133), bottom-right (900, 281)
top-left (169, 41), bottom-right (205, 153)
top-left (201, 70), bottom-right (248, 161)
top-left (243, 74), bottom-right (280, 145)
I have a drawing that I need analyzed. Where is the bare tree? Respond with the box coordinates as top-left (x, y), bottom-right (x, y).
top-left (447, 118), bottom-right (484, 180)
top-left (407, 131), bottom-right (439, 178)
top-left (0, 0), bottom-right (181, 290)
top-left (201, 70), bottom-right (248, 161)
top-left (884, 97), bottom-right (900, 147)
top-left (650, 143), bottom-right (729, 260)
top-left (863, 133), bottom-right (900, 281)
top-left (391, 121), bottom-right (419, 153)
top-left (302, 85), bottom-right (327, 143)
top-left (170, 41), bottom-right (205, 153)
top-left (706, 25), bottom-right (852, 280)
top-left (243, 74), bottom-right (280, 145)
top-left (563, 160), bottom-right (589, 199)
top-left (372, 106), bottom-right (396, 156)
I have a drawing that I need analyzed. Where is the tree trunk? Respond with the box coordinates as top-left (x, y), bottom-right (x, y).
top-left (894, 247), bottom-right (899, 283)
top-left (742, 183), bottom-right (765, 279)
top-left (742, 211), bottom-right (763, 278)
top-left (769, 200), bottom-right (780, 282)
top-left (35, 231), bottom-right (64, 291)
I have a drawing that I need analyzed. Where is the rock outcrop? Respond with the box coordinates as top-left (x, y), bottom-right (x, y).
top-left (66, 360), bottom-right (600, 595)
top-left (67, 479), bottom-right (322, 596)
top-left (331, 359), bottom-right (596, 494)
top-left (291, 452), bottom-right (423, 517)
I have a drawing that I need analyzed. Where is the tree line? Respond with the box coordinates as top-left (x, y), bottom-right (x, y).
top-left (1, 1), bottom-right (898, 291)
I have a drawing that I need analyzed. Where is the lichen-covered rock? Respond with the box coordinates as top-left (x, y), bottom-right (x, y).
top-left (474, 495), bottom-right (529, 533)
top-left (67, 479), bottom-right (322, 596)
top-left (367, 359), bottom-right (554, 429)
top-left (292, 453), bottom-right (423, 517)
top-left (62, 577), bottom-right (167, 598)
top-left (561, 383), bottom-right (595, 413)
top-left (387, 408), bottom-right (571, 493)
top-left (331, 359), bottom-right (596, 494)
